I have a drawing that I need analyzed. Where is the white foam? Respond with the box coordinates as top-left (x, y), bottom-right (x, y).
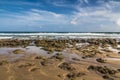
top-left (117, 45), bottom-right (120, 48)
top-left (0, 37), bottom-right (13, 39)
top-left (0, 33), bottom-right (120, 39)
top-left (0, 32), bottom-right (115, 36)
top-left (107, 46), bottom-right (119, 53)
top-left (76, 43), bottom-right (89, 48)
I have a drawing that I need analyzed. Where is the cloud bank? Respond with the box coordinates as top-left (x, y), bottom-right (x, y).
top-left (0, 0), bottom-right (120, 32)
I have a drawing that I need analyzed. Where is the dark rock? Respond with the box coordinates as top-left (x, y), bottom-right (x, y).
top-left (51, 53), bottom-right (64, 61)
top-left (0, 60), bottom-right (8, 66)
top-left (118, 52), bottom-right (120, 54)
top-left (72, 58), bottom-right (80, 61)
top-left (96, 58), bottom-right (106, 63)
top-left (103, 75), bottom-right (114, 80)
top-left (117, 69), bottom-right (120, 72)
top-left (0, 39), bottom-right (32, 47)
top-left (88, 65), bottom-right (117, 75)
top-left (58, 62), bottom-right (76, 71)
top-left (41, 59), bottom-right (53, 66)
top-left (18, 63), bottom-right (34, 68)
top-left (34, 56), bottom-right (46, 60)
top-left (66, 72), bottom-right (85, 80)
top-left (13, 49), bottom-right (25, 54)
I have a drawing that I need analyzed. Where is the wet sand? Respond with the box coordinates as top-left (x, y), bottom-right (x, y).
top-left (0, 39), bottom-right (120, 80)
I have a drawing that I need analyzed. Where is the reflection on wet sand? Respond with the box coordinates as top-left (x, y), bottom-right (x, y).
top-left (0, 39), bottom-right (120, 80)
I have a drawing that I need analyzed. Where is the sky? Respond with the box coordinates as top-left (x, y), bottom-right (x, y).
top-left (0, 0), bottom-right (120, 32)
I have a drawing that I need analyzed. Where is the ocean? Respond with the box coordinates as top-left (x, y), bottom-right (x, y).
top-left (0, 32), bottom-right (120, 39)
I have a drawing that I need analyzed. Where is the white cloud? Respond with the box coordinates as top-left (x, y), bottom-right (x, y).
top-left (1, 0), bottom-right (120, 32)
top-left (116, 18), bottom-right (120, 26)
top-left (69, 0), bottom-right (120, 27)
top-left (0, 9), bottom-right (71, 28)
top-left (70, 17), bottom-right (78, 25)
top-left (78, 0), bottom-right (89, 4)
top-left (84, 0), bottom-right (89, 4)
top-left (31, 9), bottom-right (63, 18)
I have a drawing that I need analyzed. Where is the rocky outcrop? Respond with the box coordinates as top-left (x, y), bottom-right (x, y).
top-left (87, 38), bottom-right (117, 47)
top-left (0, 39), bottom-right (32, 47)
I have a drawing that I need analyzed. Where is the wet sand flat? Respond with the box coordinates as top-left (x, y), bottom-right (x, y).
top-left (0, 38), bottom-right (120, 80)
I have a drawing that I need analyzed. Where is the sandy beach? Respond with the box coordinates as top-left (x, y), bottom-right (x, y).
top-left (0, 38), bottom-right (120, 80)
top-left (1, 0), bottom-right (120, 79)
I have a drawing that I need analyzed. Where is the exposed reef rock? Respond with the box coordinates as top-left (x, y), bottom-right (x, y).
top-left (0, 38), bottom-right (120, 80)
top-left (50, 53), bottom-right (64, 61)
top-left (0, 39), bottom-right (32, 47)
top-left (96, 58), bottom-right (106, 63)
top-left (58, 62), bottom-right (76, 71)
top-left (13, 49), bottom-right (25, 54)
top-left (66, 71), bottom-right (85, 80)
top-left (0, 60), bottom-right (8, 66)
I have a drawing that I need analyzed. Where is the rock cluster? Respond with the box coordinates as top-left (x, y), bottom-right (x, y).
top-left (96, 58), bottom-right (106, 63)
top-left (88, 65), bottom-right (118, 74)
top-left (58, 62), bottom-right (76, 71)
top-left (13, 49), bottom-right (25, 54)
top-left (87, 38), bottom-right (117, 47)
top-left (50, 53), bottom-right (64, 61)
top-left (66, 71), bottom-right (85, 80)
top-left (88, 65), bottom-right (119, 80)
top-left (0, 39), bottom-right (32, 47)
top-left (0, 60), bottom-right (8, 66)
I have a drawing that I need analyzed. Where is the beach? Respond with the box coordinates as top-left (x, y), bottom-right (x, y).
top-left (1, 0), bottom-right (120, 79)
top-left (0, 33), bottom-right (120, 80)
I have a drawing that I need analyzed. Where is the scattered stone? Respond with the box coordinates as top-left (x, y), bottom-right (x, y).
top-left (66, 72), bottom-right (85, 80)
top-left (34, 56), bottom-right (46, 60)
top-left (96, 58), bottom-right (106, 63)
top-left (35, 39), bottom-right (67, 52)
top-left (57, 74), bottom-right (63, 78)
top-left (103, 75), bottom-right (114, 80)
top-left (87, 39), bottom-right (117, 47)
top-left (18, 63), bottom-right (34, 68)
top-left (0, 39), bottom-right (118, 48)
top-left (88, 65), bottom-right (117, 75)
top-left (58, 62), bottom-right (75, 71)
top-left (82, 57), bottom-right (86, 59)
top-left (72, 58), bottom-right (80, 61)
top-left (117, 69), bottom-right (120, 72)
top-left (0, 60), bottom-right (8, 65)
top-left (47, 52), bottom-right (53, 54)
top-left (118, 52), bottom-right (120, 54)
top-left (13, 49), bottom-right (25, 54)
top-left (41, 59), bottom-right (53, 66)
top-left (29, 67), bottom-right (40, 72)
top-left (51, 53), bottom-right (64, 61)
top-left (0, 39), bottom-right (32, 47)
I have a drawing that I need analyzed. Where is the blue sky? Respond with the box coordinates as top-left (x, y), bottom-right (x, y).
top-left (0, 0), bottom-right (120, 32)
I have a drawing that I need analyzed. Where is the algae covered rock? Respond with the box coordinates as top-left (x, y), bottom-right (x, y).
top-left (66, 72), bottom-right (85, 80)
top-left (58, 62), bottom-right (76, 71)
top-left (34, 56), bottom-right (46, 60)
top-left (96, 58), bottom-right (106, 63)
top-left (0, 60), bottom-right (8, 66)
top-left (51, 53), bottom-right (64, 61)
top-left (88, 65), bottom-right (117, 75)
top-left (13, 49), bottom-right (25, 54)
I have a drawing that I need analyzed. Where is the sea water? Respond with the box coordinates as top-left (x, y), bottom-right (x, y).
top-left (0, 32), bottom-right (120, 39)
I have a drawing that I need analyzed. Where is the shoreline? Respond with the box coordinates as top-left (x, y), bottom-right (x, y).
top-left (0, 38), bottom-right (120, 80)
